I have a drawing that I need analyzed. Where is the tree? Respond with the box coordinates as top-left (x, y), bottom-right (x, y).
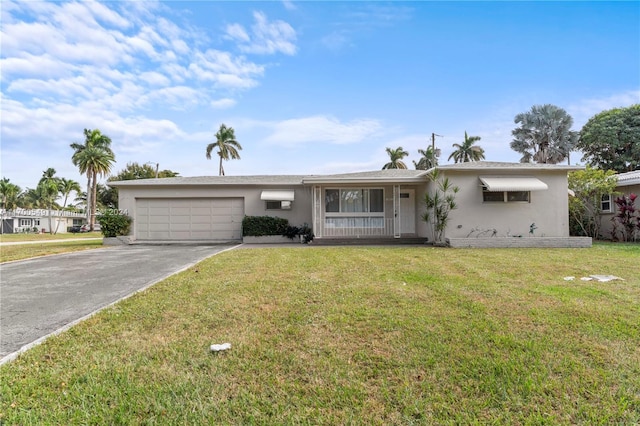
top-left (38, 168), bottom-right (61, 234)
top-left (71, 129), bottom-right (115, 231)
top-left (17, 187), bottom-right (48, 209)
top-left (104, 162), bottom-right (180, 209)
top-left (448, 131), bottom-right (485, 163)
top-left (55, 178), bottom-right (82, 233)
top-left (568, 166), bottom-right (618, 238)
top-left (382, 146), bottom-right (409, 170)
top-left (109, 162), bottom-right (179, 181)
top-left (206, 124), bottom-right (242, 176)
top-left (510, 104), bottom-right (578, 164)
top-left (422, 169), bottom-right (459, 244)
top-left (577, 104), bottom-right (640, 173)
top-left (413, 146), bottom-right (441, 170)
top-left (0, 178), bottom-right (21, 210)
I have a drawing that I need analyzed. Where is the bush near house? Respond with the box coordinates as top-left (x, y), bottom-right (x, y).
top-left (242, 215), bottom-right (289, 236)
top-left (96, 211), bottom-right (132, 238)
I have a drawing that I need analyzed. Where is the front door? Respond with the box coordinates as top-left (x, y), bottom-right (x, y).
top-left (400, 189), bottom-right (415, 234)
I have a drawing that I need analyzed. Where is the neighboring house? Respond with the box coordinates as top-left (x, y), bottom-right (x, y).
top-left (0, 209), bottom-right (86, 234)
top-left (599, 170), bottom-right (640, 240)
top-left (109, 162), bottom-right (591, 247)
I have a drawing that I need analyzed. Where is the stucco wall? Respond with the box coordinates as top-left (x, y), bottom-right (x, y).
top-left (118, 184), bottom-right (313, 238)
top-left (599, 183), bottom-right (640, 240)
top-left (437, 170), bottom-right (570, 239)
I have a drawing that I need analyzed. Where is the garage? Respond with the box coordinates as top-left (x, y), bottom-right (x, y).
top-left (135, 198), bottom-right (244, 241)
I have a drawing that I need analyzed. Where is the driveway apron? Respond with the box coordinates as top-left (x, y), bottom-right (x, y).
top-left (0, 244), bottom-right (236, 362)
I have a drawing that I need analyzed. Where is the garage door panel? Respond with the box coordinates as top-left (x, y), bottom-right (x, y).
top-left (135, 198), bottom-right (244, 240)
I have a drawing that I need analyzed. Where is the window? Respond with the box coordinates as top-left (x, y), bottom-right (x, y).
top-left (483, 190), bottom-right (530, 203)
top-left (325, 189), bottom-right (384, 213)
top-left (19, 219), bottom-right (31, 226)
top-left (600, 194), bottom-right (612, 213)
top-left (73, 219), bottom-right (83, 226)
top-left (34, 219), bottom-right (40, 226)
top-left (266, 201), bottom-right (283, 210)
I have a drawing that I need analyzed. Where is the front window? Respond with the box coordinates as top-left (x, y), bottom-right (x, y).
top-left (601, 194), bottom-right (612, 212)
top-left (483, 190), bottom-right (530, 203)
top-left (325, 188), bottom-right (384, 213)
top-left (19, 219), bottom-right (31, 226)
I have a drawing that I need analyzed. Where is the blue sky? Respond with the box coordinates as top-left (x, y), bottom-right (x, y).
top-left (1, 0), bottom-right (639, 191)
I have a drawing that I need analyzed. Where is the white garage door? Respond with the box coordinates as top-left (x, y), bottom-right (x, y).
top-left (135, 198), bottom-right (244, 241)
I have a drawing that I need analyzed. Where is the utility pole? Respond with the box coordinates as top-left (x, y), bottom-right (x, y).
top-left (432, 133), bottom-right (443, 167)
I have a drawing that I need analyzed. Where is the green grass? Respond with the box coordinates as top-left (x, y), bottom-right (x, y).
top-left (1, 244), bottom-right (639, 424)
top-left (0, 240), bottom-right (105, 263)
top-left (0, 231), bottom-right (102, 242)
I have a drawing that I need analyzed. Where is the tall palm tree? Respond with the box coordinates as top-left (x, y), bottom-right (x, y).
top-left (0, 177), bottom-right (21, 210)
top-left (74, 146), bottom-right (115, 230)
top-left (71, 129), bottom-right (115, 230)
top-left (510, 104), bottom-right (578, 164)
top-left (448, 132), bottom-right (485, 163)
top-left (206, 124), bottom-right (242, 176)
top-left (38, 168), bottom-right (61, 234)
top-left (54, 178), bottom-right (82, 233)
top-left (413, 146), bottom-right (441, 170)
top-left (382, 146), bottom-right (409, 170)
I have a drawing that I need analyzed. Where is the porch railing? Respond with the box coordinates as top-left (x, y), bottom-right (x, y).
top-left (322, 217), bottom-right (394, 237)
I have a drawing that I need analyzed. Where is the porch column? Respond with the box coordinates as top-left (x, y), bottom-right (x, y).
top-left (312, 185), bottom-right (322, 238)
top-left (393, 185), bottom-right (401, 238)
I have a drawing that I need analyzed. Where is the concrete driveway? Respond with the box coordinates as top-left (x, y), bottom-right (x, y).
top-left (1, 244), bottom-right (237, 363)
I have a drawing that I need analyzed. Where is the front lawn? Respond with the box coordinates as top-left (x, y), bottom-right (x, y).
top-left (1, 245), bottom-right (638, 424)
top-left (0, 231), bottom-right (102, 242)
top-left (0, 240), bottom-right (105, 263)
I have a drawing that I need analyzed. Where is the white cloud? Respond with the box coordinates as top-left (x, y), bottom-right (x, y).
top-left (263, 115), bottom-right (382, 146)
top-left (282, 1), bottom-right (297, 11)
top-left (211, 98), bottom-right (237, 109)
top-left (226, 11), bottom-right (297, 55)
top-left (568, 90), bottom-right (640, 127)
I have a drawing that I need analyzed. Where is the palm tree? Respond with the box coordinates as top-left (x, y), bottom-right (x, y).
top-left (0, 177), bottom-right (21, 210)
top-left (510, 104), bottom-right (578, 164)
top-left (18, 187), bottom-right (48, 210)
top-left (54, 178), bottom-right (82, 233)
top-left (448, 132), bottom-right (485, 163)
top-left (413, 146), bottom-right (441, 170)
top-left (382, 146), bottom-right (409, 169)
top-left (206, 124), bottom-right (242, 176)
top-left (38, 168), bottom-right (61, 234)
top-left (71, 129), bottom-right (115, 230)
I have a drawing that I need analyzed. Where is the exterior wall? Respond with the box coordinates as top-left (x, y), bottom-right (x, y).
top-left (599, 183), bottom-right (640, 240)
top-left (117, 184), bottom-right (312, 239)
top-left (448, 237), bottom-right (592, 248)
top-left (438, 170), bottom-right (570, 240)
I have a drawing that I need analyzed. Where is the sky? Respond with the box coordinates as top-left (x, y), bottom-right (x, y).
top-left (1, 0), bottom-right (639, 192)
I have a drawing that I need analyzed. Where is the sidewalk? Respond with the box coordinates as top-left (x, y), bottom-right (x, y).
top-left (0, 238), bottom-right (103, 246)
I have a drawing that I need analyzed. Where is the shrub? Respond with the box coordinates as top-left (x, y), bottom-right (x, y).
top-left (97, 211), bottom-right (132, 238)
top-left (242, 216), bottom-right (289, 237)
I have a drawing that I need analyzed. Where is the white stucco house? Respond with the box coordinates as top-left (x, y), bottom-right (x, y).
top-left (0, 209), bottom-right (86, 234)
top-left (599, 169), bottom-right (640, 240)
top-left (109, 161), bottom-right (592, 248)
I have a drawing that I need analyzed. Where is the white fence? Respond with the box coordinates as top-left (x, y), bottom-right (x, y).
top-left (323, 217), bottom-right (394, 237)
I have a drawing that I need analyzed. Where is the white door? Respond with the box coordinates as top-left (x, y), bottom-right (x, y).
top-left (135, 198), bottom-right (244, 240)
top-left (400, 190), bottom-right (415, 234)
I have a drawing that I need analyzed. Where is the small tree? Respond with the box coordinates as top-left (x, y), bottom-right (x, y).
top-left (613, 194), bottom-right (639, 242)
top-left (422, 169), bottom-right (459, 244)
top-left (568, 167), bottom-right (618, 238)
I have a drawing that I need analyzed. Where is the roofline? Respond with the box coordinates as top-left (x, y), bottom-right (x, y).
top-left (436, 164), bottom-right (584, 171)
top-left (301, 176), bottom-right (428, 184)
top-left (108, 179), bottom-right (305, 187)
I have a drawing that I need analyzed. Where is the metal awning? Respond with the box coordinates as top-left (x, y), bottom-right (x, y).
top-left (479, 176), bottom-right (548, 192)
top-left (260, 190), bottom-right (295, 201)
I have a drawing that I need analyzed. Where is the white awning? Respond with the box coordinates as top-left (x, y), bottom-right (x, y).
top-left (479, 176), bottom-right (548, 192)
top-left (260, 190), bottom-right (295, 201)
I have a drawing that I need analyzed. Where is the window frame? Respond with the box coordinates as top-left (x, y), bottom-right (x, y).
top-left (482, 190), bottom-right (531, 203)
top-left (600, 194), bottom-right (612, 213)
top-left (324, 188), bottom-right (385, 215)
